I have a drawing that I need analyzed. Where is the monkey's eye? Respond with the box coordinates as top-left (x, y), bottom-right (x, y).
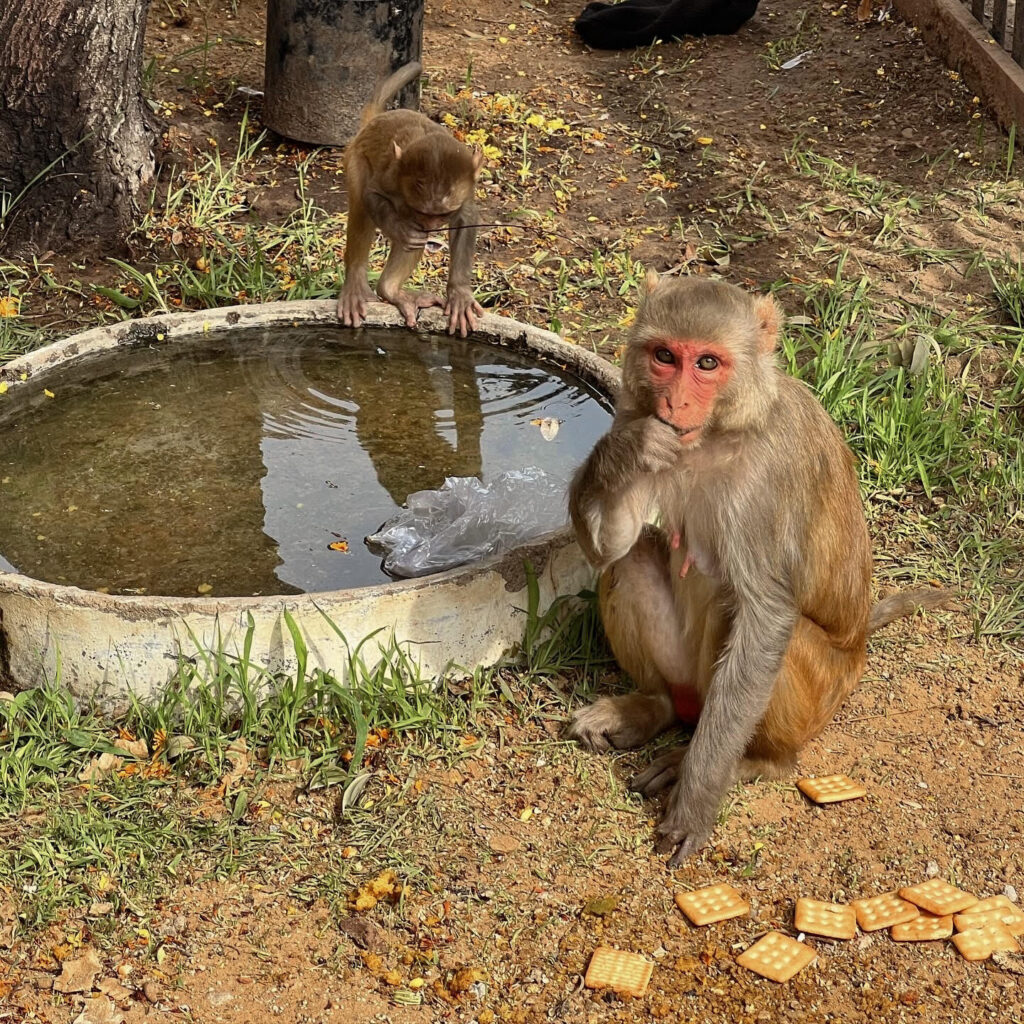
top-left (696, 355), bottom-right (719, 371)
top-left (653, 348), bottom-right (675, 365)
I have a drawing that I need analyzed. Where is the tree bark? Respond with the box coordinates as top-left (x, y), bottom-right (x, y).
top-left (0, 0), bottom-right (154, 253)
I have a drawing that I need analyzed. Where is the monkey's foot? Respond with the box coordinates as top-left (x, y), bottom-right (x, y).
top-left (566, 694), bottom-right (675, 753)
top-left (337, 282), bottom-right (375, 327)
top-left (656, 782), bottom-right (718, 867)
top-left (384, 289), bottom-right (444, 329)
top-left (445, 287), bottom-right (484, 338)
top-left (629, 747), bottom-right (686, 796)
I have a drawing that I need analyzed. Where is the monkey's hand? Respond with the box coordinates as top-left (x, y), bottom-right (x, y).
top-left (381, 219), bottom-right (431, 252)
top-left (397, 227), bottom-right (432, 253)
top-left (337, 278), bottom-right (376, 327)
top-left (386, 288), bottom-right (445, 329)
top-left (630, 417), bottom-right (683, 474)
top-left (655, 778), bottom-right (719, 868)
top-left (445, 286), bottom-right (484, 338)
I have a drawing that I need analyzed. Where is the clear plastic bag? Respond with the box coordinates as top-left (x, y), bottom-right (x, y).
top-left (365, 467), bottom-right (568, 578)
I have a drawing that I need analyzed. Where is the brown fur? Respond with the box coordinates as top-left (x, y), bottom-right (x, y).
top-left (337, 61), bottom-right (484, 337)
top-left (567, 274), bottom-right (951, 864)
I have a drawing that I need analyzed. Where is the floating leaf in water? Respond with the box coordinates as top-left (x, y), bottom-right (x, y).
top-left (328, 540), bottom-right (350, 552)
top-left (529, 416), bottom-right (561, 440)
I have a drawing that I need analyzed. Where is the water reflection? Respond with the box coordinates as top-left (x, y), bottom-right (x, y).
top-left (0, 328), bottom-right (612, 595)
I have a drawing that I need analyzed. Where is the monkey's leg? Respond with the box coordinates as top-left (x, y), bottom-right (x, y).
top-left (337, 200), bottom-right (377, 327)
top-left (376, 245), bottom-right (444, 329)
top-left (739, 617), bottom-right (865, 780)
top-left (636, 617), bottom-right (861, 796)
top-left (567, 529), bottom-right (686, 753)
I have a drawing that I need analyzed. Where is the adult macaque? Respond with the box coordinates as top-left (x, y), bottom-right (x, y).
top-left (338, 61), bottom-right (484, 337)
top-left (568, 274), bottom-right (950, 865)
top-left (575, 0), bottom-right (759, 51)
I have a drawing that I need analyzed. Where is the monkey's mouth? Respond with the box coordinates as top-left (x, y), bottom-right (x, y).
top-left (657, 415), bottom-right (702, 439)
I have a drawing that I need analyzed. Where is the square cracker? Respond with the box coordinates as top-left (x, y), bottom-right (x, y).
top-left (794, 898), bottom-right (857, 940)
top-left (675, 884), bottom-right (749, 926)
top-left (584, 947), bottom-right (653, 998)
top-left (736, 932), bottom-right (816, 983)
top-left (899, 879), bottom-right (977, 916)
top-left (954, 895), bottom-right (1024, 936)
top-left (952, 922), bottom-right (1020, 962)
top-left (796, 775), bottom-right (867, 804)
top-left (851, 892), bottom-right (920, 932)
top-left (891, 912), bottom-right (953, 942)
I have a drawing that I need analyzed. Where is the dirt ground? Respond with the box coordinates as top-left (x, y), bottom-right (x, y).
top-left (2, 1), bottom-right (1024, 1022)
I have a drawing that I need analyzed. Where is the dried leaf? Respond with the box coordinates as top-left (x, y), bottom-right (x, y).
top-left (909, 334), bottom-right (931, 375)
top-left (533, 417), bottom-right (560, 441)
top-left (112, 738), bottom-right (148, 759)
top-left (73, 995), bottom-right (124, 1024)
top-left (583, 894), bottom-right (620, 917)
top-left (341, 771), bottom-right (372, 814)
top-left (488, 833), bottom-right (520, 854)
top-left (165, 735), bottom-right (197, 759)
top-left (53, 948), bottom-right (102, 994)
top-left (78, 752), bottom-right (123, 783)
top-left (96, 977), bottom-right (134, 1005)
top-left (338, 915), bottom-right (388, 951)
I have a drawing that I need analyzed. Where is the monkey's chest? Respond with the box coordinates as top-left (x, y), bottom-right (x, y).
top-left (670, 538), bottom-right (718, 581)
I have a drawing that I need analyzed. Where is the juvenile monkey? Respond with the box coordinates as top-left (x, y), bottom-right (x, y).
top-left (568, 273), bottom-right (949, 865)
top-left (338, 61), bottom-right (485, 337)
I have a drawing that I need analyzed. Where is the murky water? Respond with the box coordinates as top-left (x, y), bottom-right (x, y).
top-left (0, 328), bottom-right (612, 595)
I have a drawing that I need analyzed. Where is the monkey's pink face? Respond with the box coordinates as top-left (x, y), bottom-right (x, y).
top-left (646, 338), bottom-right (733, 443)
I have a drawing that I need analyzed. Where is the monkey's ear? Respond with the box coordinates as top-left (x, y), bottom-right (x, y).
top-left (643, 268), bottom-right (660, 296)
top-left (471, 147), bottom-right (485, 176)
top-left (754, 296), bottom-right (781, 354)
top-left (392, 140), bottom-right (403, 160)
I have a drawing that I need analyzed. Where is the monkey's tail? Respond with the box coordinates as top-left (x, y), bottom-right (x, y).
top-left (360, 61), bottom-right (423, 127)
top-left (868, 587), bottom-right (956, 634)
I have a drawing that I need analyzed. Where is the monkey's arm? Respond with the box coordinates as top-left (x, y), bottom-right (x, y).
top-left (569, 416), bottom-right (680, 568)
top-left (444, 203), bottom-right (483, 337)
top-left (338, 156), bottom-right (378, 327)
top-left (364, 190), bottom-right (431, 252)
top-left (657, 579), bottom-right (798, 865)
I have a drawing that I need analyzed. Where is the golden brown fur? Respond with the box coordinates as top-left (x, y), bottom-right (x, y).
top-left (568, 273), bottom-right (949, 864)
top-left (337, 62), bottom-right (484, 337)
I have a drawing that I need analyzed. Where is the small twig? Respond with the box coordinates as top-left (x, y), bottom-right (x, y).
top-left (842, 704), bottom-right (945, 724)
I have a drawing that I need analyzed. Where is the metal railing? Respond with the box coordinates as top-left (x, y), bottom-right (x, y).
top-left (967, 0), bottom-right (1023, 65)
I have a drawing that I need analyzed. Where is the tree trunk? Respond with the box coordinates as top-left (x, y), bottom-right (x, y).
top-left (264, 0), bottom-right (425, 145)
top-left (0, 0), bottom-right (154, 254)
